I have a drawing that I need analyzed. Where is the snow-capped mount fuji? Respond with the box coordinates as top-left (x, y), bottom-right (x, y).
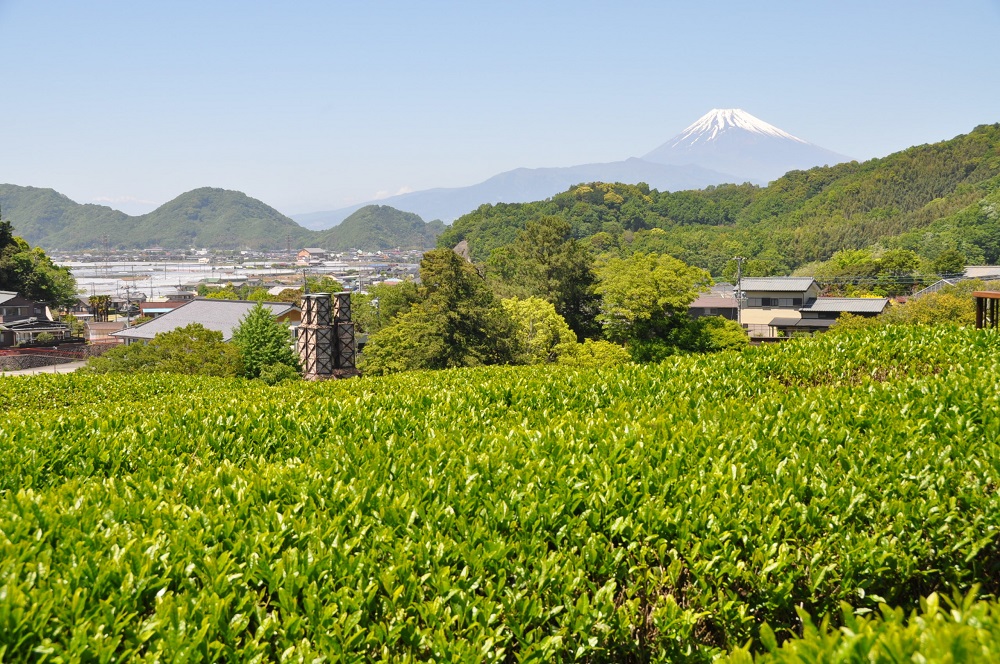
top-left (643, 108), bottom-right (850, 184)
top-left (294, 108), bottom-right (851, 228)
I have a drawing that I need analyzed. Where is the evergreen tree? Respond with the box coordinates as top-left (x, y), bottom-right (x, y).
top-left (362, 249), bottom-right (517, 374)
top-left (231, 303), bottom-right (300, 379)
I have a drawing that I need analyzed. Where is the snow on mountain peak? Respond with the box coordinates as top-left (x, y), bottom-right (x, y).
top-left (670, 108), bottom-right (808, 148)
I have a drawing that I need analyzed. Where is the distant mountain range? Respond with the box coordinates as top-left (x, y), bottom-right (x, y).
top-left (642, 108), bottom-right (850, 183)
top-left (0, 186), bottom-right (444, 252)
top-left (293, 159), bottom-right (740, 230)
top-left (294, 108), bottom-right (851, 229)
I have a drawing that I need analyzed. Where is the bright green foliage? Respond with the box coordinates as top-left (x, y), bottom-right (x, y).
top-left (486, 216), bottom-right (599, 339)
top-left (723, 590), bottom-right (1000, 663)
top-left (555, 338), bottom-right (632, 368)
top-left (932, 248), bottom-right (967, 276)
top-left (502, 296), bottom-right (577, 364)
top-left (362, 249), bottom-right (516, 374)
top-left (84, 323), bottom-right (243, 376)
top-left (595, 252), bottom-right (711, 346)
top-left (4, 326), bottom-right (1000, 660)
top-left (231, 302), bottom-right (299, 379)
top-left (305, 275), bottom-right (344, 294)
top-left (0, 218), bottom-right (77, 307)
top-left (352, 280), bottom-right (420, 334)
top-left (686, 315), bottom-right (750, 352)
top-left (804, 248), bottom-right (924, 297)
top-left (879, 279), bottom-right (1000, 326)
top-left (257, 362), bottom-right (301, 385)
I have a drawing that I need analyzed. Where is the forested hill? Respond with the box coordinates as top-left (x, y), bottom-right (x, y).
top-left (316, 205), bottom-right (446, 251)
top-left (438, 123), bottom-right (1000, 275)
top-left (0, 186), bottom-right (442, 252)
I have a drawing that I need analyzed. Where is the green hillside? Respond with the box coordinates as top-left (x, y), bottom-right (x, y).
top-left (0, 186), bottom-right (441, 252)
top-left (317, 204), bottom-right (445, 251)
top-left (124, 187), bottom-right (313, 250)
top-left (0, 184), bottom-right (132, 248)
top-left (439, 123), bottom-right (1000, 274)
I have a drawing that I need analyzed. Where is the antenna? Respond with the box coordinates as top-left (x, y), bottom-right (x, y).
top-left (733, 256), bottom-right (746, 327)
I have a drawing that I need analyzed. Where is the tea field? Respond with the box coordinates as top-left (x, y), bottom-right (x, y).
top-left (1, 325), bottom-right (998, 662)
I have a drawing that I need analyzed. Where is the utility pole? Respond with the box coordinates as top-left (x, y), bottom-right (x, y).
top-left (734, 256), bottom-right (746, 328)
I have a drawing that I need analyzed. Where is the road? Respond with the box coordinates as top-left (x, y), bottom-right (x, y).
top-left (0, 360), bottom-right (89, 377)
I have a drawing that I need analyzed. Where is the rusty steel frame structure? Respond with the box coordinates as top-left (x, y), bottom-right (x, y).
top-left (298, 292), bottom-right (358, 379)
top-left (974, 291), bottom-right (1000, 329)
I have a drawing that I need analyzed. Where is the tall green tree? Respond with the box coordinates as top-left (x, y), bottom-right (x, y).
top-left (486, 216), bottom-right (599, 339)
top-left (0, 218), bottom-right (77, 308)
top-left (595, 252), bottom-right (711, 356)
top-left (362, 249), bottom-right (516, 374)
top-left (501, 297), bottom-right (577, 364)
top-left (352, 281), bottom-right (420, 334)
top-left (231, 302), bottom-right (300, 379)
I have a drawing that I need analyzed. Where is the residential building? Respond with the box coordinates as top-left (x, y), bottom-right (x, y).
top-left (736, 277), bottom-right (887, 337)
top-left (0, 291), bottom-right (48, 322)
top-left (0, 291), bottom-right (71, 346)
top-left (297, 248), bottom-right (328, 265)
top-left (689, 295), bottom-right (738, 321)
top-left (113, 299), bottom-right (300, 345)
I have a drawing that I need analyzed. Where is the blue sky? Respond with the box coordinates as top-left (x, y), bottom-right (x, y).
top-left (2, 0), bottom-right (998, 216)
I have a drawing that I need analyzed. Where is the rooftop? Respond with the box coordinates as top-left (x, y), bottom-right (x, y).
top-left (113, 299), bottom-right (298, 341)
top-left (690, 295), bottom-right (738, 308)
top-left (802, 297), bottom-right (889, 314)
top-left (739, 277), bottom-right (817, 292)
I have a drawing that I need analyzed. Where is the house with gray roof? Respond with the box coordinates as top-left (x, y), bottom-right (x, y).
top-left (735, 277), bottom-right (888, 337)
top-left (112, 299), bottom-right (300, 345)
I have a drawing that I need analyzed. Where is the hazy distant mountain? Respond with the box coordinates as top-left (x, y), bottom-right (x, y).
top-left (292, 159), bottom-right (739, 230)
top-left (295, 109), bottom-right (848, 228)
top-left (0, 186), bottom-right (440, 252)
top-left (317, 205), bottom-right (445, 251)
top-left (643, 109), bottom-right (850, 183)
top-left (0, 185), bottom-right (131, 248)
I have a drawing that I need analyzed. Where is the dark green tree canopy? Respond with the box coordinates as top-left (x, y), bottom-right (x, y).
top-left (0, 216), bottom-right (77, 308)
top-left (231, 303), bottom-right (300, 379)
top-left (486, 215), bottom-right (599, 340)
top-left (362, 249), bottom-right (517, 374)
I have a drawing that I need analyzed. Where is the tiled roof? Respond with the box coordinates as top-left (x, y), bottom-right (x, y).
top-left (769, 317), bottom-right (837, 328)
top-left (0, 291), bottom-right (20, 305)
top-left (113, 299), bottom-right (298, 341)
top-left (690, 295), bottom-right (738, 308)
top-left (739, 277), bottom-right (817, 292)
top-left (802, 297), bottom-right (889, 314)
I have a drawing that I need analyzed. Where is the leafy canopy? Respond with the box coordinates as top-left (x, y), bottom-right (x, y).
top-left (85, 324), bottom-right (242, 376)
top-left (362, 249), bottom-right (517, 375)
top-left (0, 217), bottom-right (77, 308)
top-left (231, 302), bottom-right (300, 379)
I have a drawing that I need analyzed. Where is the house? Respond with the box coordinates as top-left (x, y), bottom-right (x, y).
top-left (0, 317), bottom-right (72, 347)
top-left (736, 277), bottom-right (887, 337)
top-left (768, 297), bottom-right (888, 336)
top-left (112, 299), bottom-right (301, 345)
top-left (139, 300), bottom-right (188, 319)
top-left (688, 295), bottom-right (739, 321)
top-left (0, 291), bottom-right (71, 346)
top-left (0, 291), bottom-right (48, 322)
top-left (297, 248), bottom-right (328, 265)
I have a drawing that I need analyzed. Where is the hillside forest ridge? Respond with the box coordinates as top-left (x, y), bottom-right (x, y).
top-left (1, 121), bottom-right (998, 287)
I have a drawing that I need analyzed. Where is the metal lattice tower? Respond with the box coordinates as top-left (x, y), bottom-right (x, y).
top-left (297, 292), bottom-right (358, 380)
